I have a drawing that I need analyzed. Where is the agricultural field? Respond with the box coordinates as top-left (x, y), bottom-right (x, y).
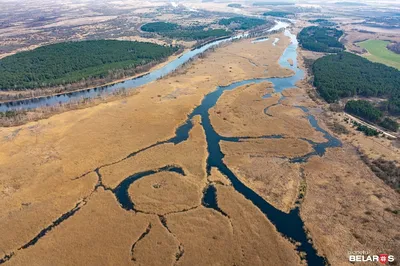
top-left (358, 39), bottom-right (400, 69)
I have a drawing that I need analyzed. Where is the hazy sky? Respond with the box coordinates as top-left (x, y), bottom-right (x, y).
top-left (1, 0), bottom-right (399, 6)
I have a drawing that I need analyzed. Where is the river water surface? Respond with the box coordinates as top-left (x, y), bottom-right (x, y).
top-left (2, 22), bottom-right (341, 265)
top-left (109, 26), bottom-right (340, 265)
top-left (0, 21), bottom-right (289, 112)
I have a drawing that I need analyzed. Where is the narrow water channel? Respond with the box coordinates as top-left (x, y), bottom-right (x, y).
top-left (1, 22), bottom-right (341, 265)
top-left (186, 29), bottom-right (340, 266)
top-left (109, 27), bottom-right (341, 265)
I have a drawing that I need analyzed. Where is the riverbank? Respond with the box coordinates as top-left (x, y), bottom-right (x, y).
top-left (0, 29), bottom-right (292, 126)
top-left (0, 48), bottom-right (186, 104)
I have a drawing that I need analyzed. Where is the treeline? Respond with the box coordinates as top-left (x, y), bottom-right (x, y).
top-left (354, 122), bottom-right (380, 136)
top-left (308, 19), bottom-right (336, 27)
top-left (164, 29), bottom-right (230, 40)
top-left (253, 2), bottom-right (295, 6)
top-left (218, 17), bottom-right (267, 30)
top-left (334, 2), bottom-right (367, 6)
top-left (141, 22), bottom-right (231, 41)
top-left (345, 100), bottom-right (382, 123)
top-left (227, 3), bottom-right (242, 8)
top-left (313, 52), bottom-right (400, 117)
top-left (345, 100), bottom-right (398, 132)
top-left (0, 40), bottom-right (178, 90)
top-left (298, 26), bottom-right (344, 53)
top-left (263, 11), bottom-right (293, 17)
top-left (360, 156), bottom-right (400, 192)
top-left (379, 117), bottom-right (399, 132)
top-left (387, 42), bottom-right (400, 54)
top-left (141, 22), bottom-right (179, 32)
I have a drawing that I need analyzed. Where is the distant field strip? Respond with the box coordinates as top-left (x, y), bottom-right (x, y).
top-left (358, 40), bottom-right (400, 69)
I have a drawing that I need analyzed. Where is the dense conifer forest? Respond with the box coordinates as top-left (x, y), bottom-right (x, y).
top-left (218, 17), bottom-right (267, 30)
top-left (308, 19), bottom-right (336, 27)
top-left (0, 40), bottom-right (178, 90)
top-left (345, 100), bottom-right (382, 122)
top-left (263, 11), bottom-right (293, 17)
top-left (227, 3), bottom-right (242, 8)
top-left (140, 22), bottom-right (179, 33)
top-left (345, 100), bottom-right (399, 132)
top-left (141, 22), bottom-right (231, 40)
top-left (313, 52), bottom-right (400, 117)
top-left (298, 26), bottom-right (344, 52)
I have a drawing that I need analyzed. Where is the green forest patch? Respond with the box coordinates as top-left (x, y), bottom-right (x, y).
top-left (298, 26), bottom-right (344, 53)
top-left (141, 22), bottom-right (231, 40)
top-left (313, 52), bottom-right (400, 116)
top-left (0, 40), bottom-right (178, 90)
top-left (358, 40), bottom-right (400, 70)
top-left (218, 17), bottom-right (267, 30)
top-left (263, 11), bottom-right (294, 18)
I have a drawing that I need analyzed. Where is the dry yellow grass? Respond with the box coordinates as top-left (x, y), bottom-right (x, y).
top-left (0, 32), bottom-right (298, 264)
top-left (222, 155), bottom-right (301, 213)
top-left (328, 112), bottom-right (400, 163)
top-left (221, 138), bottom-right (313, 158)
top-left (302, 146), bottom-right (400, 266)
top-left (0, 172), bottom-right (98, 258)
top-left (130, 215), bottom-right (179, 266)
top-left (100, 116), bottom-right (207, 189)
top-left (6, 189), bottom-right (151, 265)
top-left (1, 21), bottom-right (398, 266)
top-left (209, 82), bottom-right (326, 143)
top-left (128, 171), bottom-right (203, 215)
top-left (208, 167), bottom-right (231, 186)
top-left (167, 206), bottom-right (239, 266)
top-left (210, 80), bottom-right (313, 213)
top-left (217, 185), bottom-right (301, 266)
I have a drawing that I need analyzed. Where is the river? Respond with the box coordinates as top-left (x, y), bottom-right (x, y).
top-left (108, 26), bottom-right (340, 265)
top-left (0, 21), bottom-right (289, 112)
top-left (1, 21), bottom-right (341, 266)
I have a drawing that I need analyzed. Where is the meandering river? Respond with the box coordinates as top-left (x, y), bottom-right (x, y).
top-left (109, 26), bottom-right (340, 265)
top-left (170, 28), bottom-right (341, 266)
top-left (1, 21), bottom-right (341, 265)
top-left (0, 21), bottom-right (289, 112)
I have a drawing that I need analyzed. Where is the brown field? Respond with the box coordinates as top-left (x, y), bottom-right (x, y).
top-left (302, 146), bottom-right (400, 266)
